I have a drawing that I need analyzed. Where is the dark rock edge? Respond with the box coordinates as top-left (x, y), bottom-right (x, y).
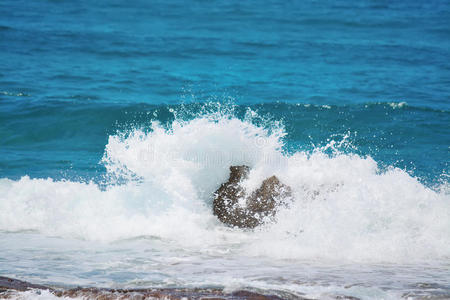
top-left (0, 276), bottom-right (309, 300)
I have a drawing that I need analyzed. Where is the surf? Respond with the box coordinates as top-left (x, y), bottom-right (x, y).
top-left (0, 108), bottom-right (448, 264)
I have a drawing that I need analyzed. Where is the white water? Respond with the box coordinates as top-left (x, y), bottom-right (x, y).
top-left (1, 112), bottom-right (449, 299)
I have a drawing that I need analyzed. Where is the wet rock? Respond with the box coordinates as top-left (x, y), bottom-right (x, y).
top-left (0, 276), bottom-right (292, 299)
top-left (213, 165), bottom-right (292, 228)
top-left (0, 276), bottom-right (51, 292)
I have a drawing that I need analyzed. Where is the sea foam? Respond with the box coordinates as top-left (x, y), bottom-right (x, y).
top-left (0, 110), bottom-right (448, 262)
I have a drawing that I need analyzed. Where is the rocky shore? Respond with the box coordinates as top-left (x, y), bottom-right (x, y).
top-left (0, 276), bottom-right (298, 299)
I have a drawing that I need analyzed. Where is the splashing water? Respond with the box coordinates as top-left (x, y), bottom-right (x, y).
top-left (1, 109), bottom-right (448, 260)
top-left (0, 108), bottom-right (449, 299)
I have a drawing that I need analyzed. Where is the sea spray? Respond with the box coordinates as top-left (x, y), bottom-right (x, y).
top-left (0, 110), bottom-right (448, 263)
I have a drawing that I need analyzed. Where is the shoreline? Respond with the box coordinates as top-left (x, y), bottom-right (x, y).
top-left (0, 276), bottom-right (303, 300)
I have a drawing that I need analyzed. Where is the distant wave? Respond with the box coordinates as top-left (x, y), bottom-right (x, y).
top-left (0, 25), bottom-right (13, 31)
top-left (1, 100), bottom-right (447, 147)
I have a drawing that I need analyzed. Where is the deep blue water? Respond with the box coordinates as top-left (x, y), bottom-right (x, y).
top-left (1, 0), bottom-right (449, 184)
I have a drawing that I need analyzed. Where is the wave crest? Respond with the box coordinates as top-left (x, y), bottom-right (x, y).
top-left (0, 109), bottom-right (448, 262)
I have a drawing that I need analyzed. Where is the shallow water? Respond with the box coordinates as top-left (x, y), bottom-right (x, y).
top-left (1, 231), bottom-right (449, 299)
top-left (1, 0), bottom-right (449, 299)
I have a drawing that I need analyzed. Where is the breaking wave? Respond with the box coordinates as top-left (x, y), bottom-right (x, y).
top-left (0, 108), bottom-right (448, 263)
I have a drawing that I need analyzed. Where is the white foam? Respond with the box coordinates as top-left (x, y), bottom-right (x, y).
top-left (0, 112), bottom-right (448, 262)
top-left (4, 290), bottom-right (76, 300)
top-left (388, 101), bottom-right (407, 109)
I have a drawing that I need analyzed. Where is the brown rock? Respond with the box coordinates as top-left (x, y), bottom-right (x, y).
top-left (213, 166), bottom-right (292, 228)
top-left (0, 276), bottom-right (293, 299)
top-left (0, 276), bottom-right (51, 292)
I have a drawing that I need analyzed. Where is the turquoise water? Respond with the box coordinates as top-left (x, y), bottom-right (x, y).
top-left (1, 1), bottom-right (450, 299)
top-left (1, 0), bottom-right (449, 182)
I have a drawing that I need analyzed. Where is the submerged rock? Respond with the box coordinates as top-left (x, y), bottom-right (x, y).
top-left (213, 165), bottom-right (292, 228)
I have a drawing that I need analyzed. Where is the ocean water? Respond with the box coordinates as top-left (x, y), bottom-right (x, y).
top-left (0, 0), bottom-right (449, 299)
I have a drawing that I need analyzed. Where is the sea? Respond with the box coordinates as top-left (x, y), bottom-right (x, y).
top-left (0, 0), bottom-right (449, 299)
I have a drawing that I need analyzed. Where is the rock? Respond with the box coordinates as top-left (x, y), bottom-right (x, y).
top-left (213, 166), bottom-right (292, 228)
top-left (0, 276), bottom-right (291, 299)
top-left (0, 276), bottom-right (51, 292)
